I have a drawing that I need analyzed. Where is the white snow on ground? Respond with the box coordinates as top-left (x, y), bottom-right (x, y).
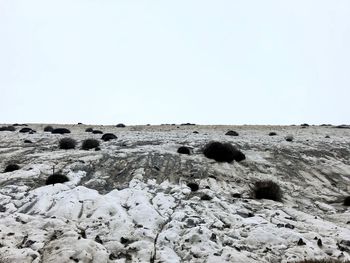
top-left (0, 124), bottom-right (349, 262)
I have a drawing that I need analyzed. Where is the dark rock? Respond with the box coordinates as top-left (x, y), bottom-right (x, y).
top-left (193, 131), bottom-right (199, 134)
top-left (46, 173), bottom-right (69, 185)
top-left (232, 193), bottom-right (241, 198)
top-left (94, 235), bottom-right (103, 244)
top-left (225, 130), bottom-right (239, 136)
top-left (344, 196), bottom-right (350, 206)
top-left (24, 140), bottom-right (32, 144)
top-left (297, 238), bottom-right (306, 246)
top-left (177, 146), bottom-right (191, 155)
top-left (0, 126), bottom-right (16, 132)
top-left (203, 141), bottom-right (245, 163)
top-left (317, 238), bottom-right (323, 247)
top-left (4, 164), bottom-right (20, 173)
top-left (92, 130), bottom-right (103, 134)
top-left (19, 128), bottom-right (32, 133)
top-left (268, 132), bottom-right (277, 136)
top-left (101, 133), bottom-right (117, 141)
top-left (51, 128), bottom-right (71, 134)
top-left (201, 194), bottom-right (213, 201)
top-left (116, 123), bottom-right (126, 128)
top-left (44, 126), bottom-right (54, 132)
top-left (187, 183), bottom-right (199, 192)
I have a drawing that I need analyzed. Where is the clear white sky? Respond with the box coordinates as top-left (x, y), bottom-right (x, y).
top-left (0, 0), bottom-right (349, 125)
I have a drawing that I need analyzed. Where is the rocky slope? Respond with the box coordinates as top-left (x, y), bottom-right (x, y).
top-left (0, 124), bottom-right (349, 263)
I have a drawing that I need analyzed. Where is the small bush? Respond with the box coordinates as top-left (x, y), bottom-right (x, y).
top-left (85, 128), bottom-right (93, 132)
top-left (59, 138), bottom-right (77, 150)
top-left (24, 140), bottom-right (32, 144)
top-left (116, 123), bottom-right (126, 128)
top-left (101, 133), bottom-right (117, 141)
top-left (203, 141), bottom-right (245, 163)
top-left (19, 128), bottom-right (32, 133)
top-left (301, 123), bottom-right (309, 127)
top-left (46, 173), bottom-right (69, 185)
top-left (285, 135), bottom-right (294, 142)
top-left (4, 164), bottom-right (20, 173)
top-left (193, 131), bottom-right (199, 134)
top-left (344, 196), bottom-right (350, 206)
top-left (52, 128), bottom-right (71, 134)
top-left (0, 126), bottom-right (16, 132)
top-left (181, 123), bottom-right (196, 126)
top-left (253, 180), bottom-right (282, 202)
top-left (44, 125), bottom-right (54, 132)
top-left (92, 130), bottom-right (103, 134)
top-left (225, 130), bottom-right (239, 136)
top-left (269, 132), bottom-right (277, 136)
top-left (82, 139), bottom-right (100, 150)
top-left (177, 146), bottom-right (191, 155)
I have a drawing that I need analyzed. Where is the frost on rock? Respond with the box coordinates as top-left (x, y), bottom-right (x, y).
top-left (0, 124), bottom-right (350, 262)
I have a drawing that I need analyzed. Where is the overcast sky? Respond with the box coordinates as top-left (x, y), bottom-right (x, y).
top-left (0, 0), bottom-right (349, 125)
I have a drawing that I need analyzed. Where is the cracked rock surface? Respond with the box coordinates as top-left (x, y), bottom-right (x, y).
top-left (0, 124), bottom-right (349, 262)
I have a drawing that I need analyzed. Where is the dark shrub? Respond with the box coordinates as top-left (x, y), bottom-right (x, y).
top-left (269, 132), bottom-right (277, 136)
top-left (24, 140), bottom-right (32, 143)
top-left (29, 130), bottom-right (36, 134)
top-left (116, 123), bottom-right (126, 128)
top-left (77, 122), bottom-right (83, 125)
top-left (4, 164), bottom-right (20, 173)
top-left (46, 173), bottom-right (69, 185)
top-left (0, 126), bottom-right (16, 132)
top-left (82, 139), bottom-right (100, 150)
top-left (225, 130), bottom-right (239, 136)
top-left (44, 125), bottom-right (54, 132)
top-left (52, 128), bottom-right (71, 134)
top-left (301, 123), bottom-right (309, 127)
top-left (344, 196), bottom-right (350, 206)
top-left (95, 147), bottom-right (101, 151)
top-left (253, 180), bottom-right (282, 202)
top-left (19, 128), bottom-right (32, 133)
top-left (285, 135), bottom-right (294, 142)
top-left (101, 133), bottom-right (117, 141)
top-left (13, 123), bottom-right (27, 126)
top-left (203, 141), bottom-right (245, 163)
top-left (85, 128), bottom-right (93, 132)
top-left (59, 138), bottom-right (77, 150)
top-left (187, 183), bottom-right (199, 192)
top-left (177, 146), bottom-right (191, 155)
top-left (193, 131), bottom-right (199, 134)
top-left (92, 130), bottom-right (103, 134)
top-left (325, 135), bottom-right (330, 138)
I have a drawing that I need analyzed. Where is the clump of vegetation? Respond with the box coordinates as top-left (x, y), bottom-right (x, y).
top-left (92, 130), bottom-right (103, 134)
top-left (82, 139), bottom-right (100, 150)
top-left (116, 123), bottom-right (126, 128)
top-left (177, 146), bottom-right (191, 155)
top-left (343, 196), bottom-right (350, 206)
top-left (0, 126), bottom-right (16, 132)
top-left (24, 140), bottom-right (32, 144)
top-left (203, 141), bottom-right (245, 163)
top-left (44, 125), bottom-right (54, 132)
top-left (269, 132), bottom-right (277, 136)
top-left (85, 128), bottom-right (93, 132)
top-left (52, 128), bottom-right (71, 134)
top-left (252, 180), bottom-right (282, 202)
top-left (59, 138), bottom-right (77, 150)
top-left (4, 164), bottom-right (20, 173)
top-left (46, 173), bottom-right (69, 185)
top-left (285, 135), bottom-right (294, 142)
top-left (225, 130), bottom-right (239, 136)
top-left (101, 133), bottom-right (117, 141)
top-left (301, 123), bottom-right (309, 127)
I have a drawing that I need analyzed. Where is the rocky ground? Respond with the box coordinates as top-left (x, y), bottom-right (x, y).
top-left (0, 124), bottom-right (349, 263)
